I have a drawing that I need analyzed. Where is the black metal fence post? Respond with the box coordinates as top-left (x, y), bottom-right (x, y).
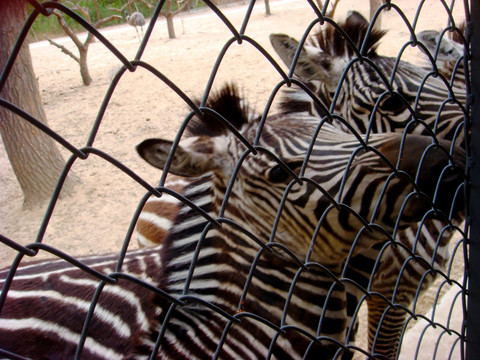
top-left (468, 0), bottom-right (480, 359)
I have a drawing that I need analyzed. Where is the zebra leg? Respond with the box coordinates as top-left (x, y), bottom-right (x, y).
top-left (366, 295), bottom-right (408, 358)
top-left (365, 217), bottom-right (460, 358)
top-left (367, 259), bottom-right (438, 358)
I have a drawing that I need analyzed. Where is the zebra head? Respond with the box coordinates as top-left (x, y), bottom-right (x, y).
top-left (417, 30), bottom-right (464, 62)
top-left (137, 83), bottom-right (465, 266)
top-left (416, 27), bottom-right (466, 88)
top-left (270, 11), bottom-right (466, 143)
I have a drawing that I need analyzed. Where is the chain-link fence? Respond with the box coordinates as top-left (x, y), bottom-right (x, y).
top-left (0, 0), bottom-right (475, 359)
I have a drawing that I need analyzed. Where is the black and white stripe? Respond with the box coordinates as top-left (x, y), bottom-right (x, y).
top-left (269, 11), bottom-right (467, 358)
top-left (270, 12), bottom-right (466, 147)
top-left (1, 84), bottom-right (464, 359)
top-left (416, 25), bottom-right (467, 90)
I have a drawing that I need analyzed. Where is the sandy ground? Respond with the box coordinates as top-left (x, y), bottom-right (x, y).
top-left (0, 0), bottom-right (468, 358)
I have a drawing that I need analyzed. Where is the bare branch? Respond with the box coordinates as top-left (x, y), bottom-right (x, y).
top-left (84, 15), bottom-right (122, 46)
top-left (45, 36), bottom-right (79, 63)
top-left (64, 1), bottom-right (77, 8)
top-left (75, 6), bottom-right (90, 20)
top-left (314, 0), bottom-right (340, 17)
top-left (48, 0), bottom-right (124, 86)
top-left (62, 0), bottom-right (91, 21)
top-left (137, 0), bottom-right (154, 8)
top-left (94, 0), bottom-right (100, 21)
top-left (85, 32), bottom-right (95, 47)
top-left (110, 0), bottom-right (153, 13)
top-left (109, 4), bottom-right (131, 13)
top-left (94, 14), bottom-right (123, 28)
top-left (52, 10), bottom-right (84, 50)
top-left (326, 0), bottom-right (341, 18)
top-left (173, 0), bottom-right (191, 16)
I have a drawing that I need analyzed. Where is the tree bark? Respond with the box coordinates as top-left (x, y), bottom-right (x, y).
top-left (370, 0), bottom-right (383, 30)
top-left (79, 46), bottom-right (92, 86)
top-left (0, 0), bottom-right (79, 208)
top-left (161, 0), bottom-right (192, 40)
top-left (264, 0), bottom-right (271, 16)
top-left (164, 0), bottom-right (176, 39)
top-left (52, 9), bottom-right (93, 86)
top-left (166, 13), bottom-right (176, 39)
top-left (49, 7), bottom-right (119, 86)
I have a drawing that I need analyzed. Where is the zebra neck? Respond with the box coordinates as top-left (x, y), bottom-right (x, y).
top-left (144, 176), bottom-right (350, 357)
top-left (145, 234), bottom-right (349, 359)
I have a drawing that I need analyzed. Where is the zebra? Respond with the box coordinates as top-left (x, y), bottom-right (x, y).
top-left (136, 83), bottom-right (464, 358)
top-left (134, 12), bottom-right (468, 357)
top-left (136, 174), bottom-right (192, 248)
top-left (0, 84), bottom-right (465, 359)
top-left (269, 11), bottom-right (467, 148)
top-left (269, 11), bottom-right (467, 357)
top-left (416, 26), bottom-right (467, 90)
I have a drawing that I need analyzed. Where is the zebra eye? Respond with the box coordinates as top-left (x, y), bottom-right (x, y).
top-left (381, 95), bottom-right (407, 113)
top-left (267, 161), bottom-right (302, 183)
top-left (268, 164), bottom-right (290, 183)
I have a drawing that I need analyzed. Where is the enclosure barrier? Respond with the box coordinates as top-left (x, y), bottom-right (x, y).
top-left (0, 0), bottom-right (476, 359)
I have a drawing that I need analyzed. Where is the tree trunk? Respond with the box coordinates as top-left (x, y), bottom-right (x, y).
top-left (264, 0), bottom-right (271, 16)
top-left (0, 0), bottom-right (79, 208)
top-left (370, 0), bottom-right (383, 30)
top-left (166, 13), bottom-right (176, 39)
top-left (79, 47), bottom-right (92, 86)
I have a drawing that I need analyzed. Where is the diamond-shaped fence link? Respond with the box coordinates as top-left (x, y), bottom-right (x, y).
top-left (0, 0), bottom-right (475, 359)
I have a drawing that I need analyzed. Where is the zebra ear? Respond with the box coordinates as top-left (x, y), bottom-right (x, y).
top-left (345, 10), bottom-right (369, 28)
top-left (269, 33), bottom-right (334, 82)
top-left (136, 138), bottom-right (222, 177)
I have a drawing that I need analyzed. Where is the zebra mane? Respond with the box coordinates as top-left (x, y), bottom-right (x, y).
top-left (452, 21), bottom-right (466, 44)
top-left (310, 11), bottom-right (386, 58)
top-left (186, 83), bottom-right (254, 137)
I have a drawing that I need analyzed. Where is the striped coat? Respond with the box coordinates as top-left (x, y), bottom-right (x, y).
top-left (1, 84), bottom-right (465, 359)
top-left (269, 11), bottom-right (467, 357)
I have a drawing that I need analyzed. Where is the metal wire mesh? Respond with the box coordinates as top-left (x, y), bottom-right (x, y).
top-left (0, 0), bottom-right (473, 359)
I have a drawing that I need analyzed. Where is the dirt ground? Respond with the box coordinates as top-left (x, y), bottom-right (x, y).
top-left (0, 0), bottom-right (467, 358)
